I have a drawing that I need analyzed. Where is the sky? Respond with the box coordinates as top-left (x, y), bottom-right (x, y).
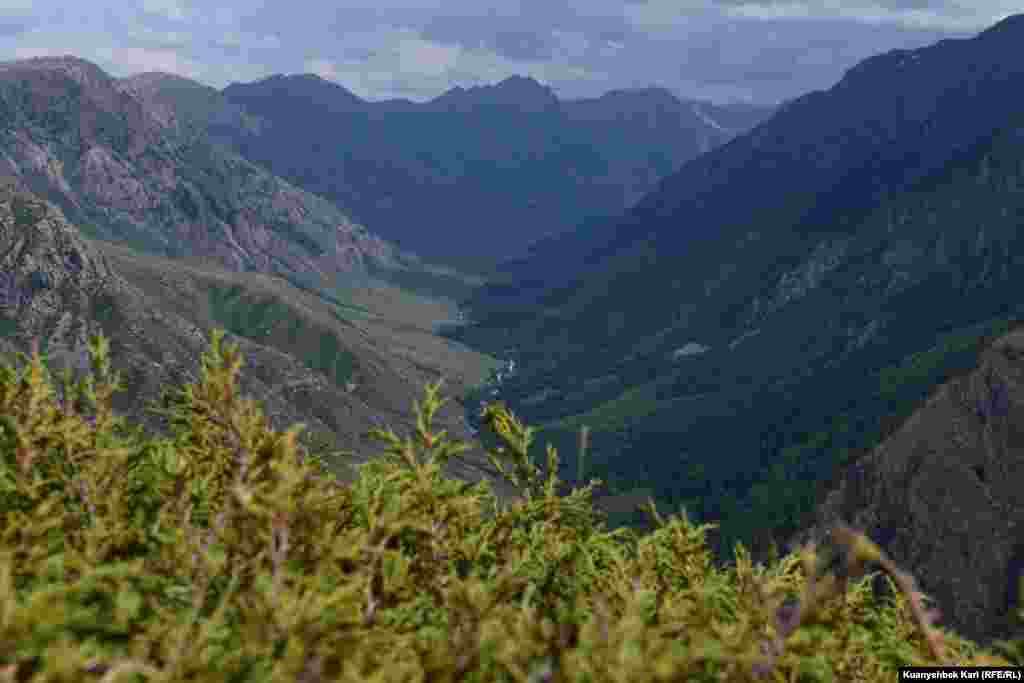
top-left (0, 1), bottom-right (1017, 105)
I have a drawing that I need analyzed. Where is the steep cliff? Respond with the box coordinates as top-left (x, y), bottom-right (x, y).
top-left (795, 325), bottom-right (1024, 644)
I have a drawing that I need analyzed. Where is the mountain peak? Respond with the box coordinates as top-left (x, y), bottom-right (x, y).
top-left (596, 86), bottom-right (681, 105)
top-left (0, 55), bottom-right (112, 89)
top-left (494, 74), bottom-right (546, 89)
top-left (222, 72), bottom-right (366, 115)
top-left (493, 75), bottom-right (557, 100)
top-left (244, 73), bottom-right (362, 100)
top-left (0, 54), bottom-right (101, 70)
top-left (979, 12), bottom-right (1024, 36)
top-left (120, 71), bottom-right (205, 88)
top-left (431, 75), bottom-right (558, 111)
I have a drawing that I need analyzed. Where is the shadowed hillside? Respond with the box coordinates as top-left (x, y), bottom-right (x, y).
top-left (796, 324), bottom-right (1024, 644)
top-left (0, 177), bottom-right (511, 496)
top-left (209, 73), bottom-right (770, 271)
top-left (451, 14), bottom-right (1024, 581)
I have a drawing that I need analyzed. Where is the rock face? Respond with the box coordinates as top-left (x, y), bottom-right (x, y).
top-left (0, 174), bottom-right (115, 358)
top-left (0, 55), bottom-right (413, 300)
top-left (0, 180), bottom-right (512, 498)
top-left (795, 326), bottom-right (1024, 644)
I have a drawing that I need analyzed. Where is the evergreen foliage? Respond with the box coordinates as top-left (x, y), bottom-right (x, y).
top-left (0, 331), bottom-right (1014, 680)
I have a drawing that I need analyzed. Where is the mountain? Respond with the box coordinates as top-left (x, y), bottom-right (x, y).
top-left (0, 177), bottom-right (511, 493)
top-left (0, 55), bottom-right (463, 302)
top-left (794, 324), bottom-right (1024, 644)
top-left (117, 70), bottom-right (264, 136)
top-left (467, 13), bottom-right (1024, 346)
top-left (453, 14), bottom-right (1024, 556)
top-left (210, 73), bottom-right (772, 271)
top-left (426, 74), bottom-right (560, 113)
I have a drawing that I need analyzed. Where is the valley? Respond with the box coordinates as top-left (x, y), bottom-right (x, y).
top-left (449, 13), bottom-right (1024, 644)
top-left (3, 9), bottom-right (1024, 666)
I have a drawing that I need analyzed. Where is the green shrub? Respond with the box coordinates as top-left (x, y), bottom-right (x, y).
top-left (0, 331), bottom-right (1012, 681)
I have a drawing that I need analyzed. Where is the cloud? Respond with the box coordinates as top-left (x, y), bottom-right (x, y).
top-left (717, 0), bottom-right (1010, 31)
top-left (303, 25), bottom-right (601, 101)
top-left (95, 45), bottom-right (207, 78)
top-left (122, 25), bottom-right (193, 50)
top-left (138, 0), bottom-right (194, 23)
top-left (0, 0), bottom-right (1015, 105)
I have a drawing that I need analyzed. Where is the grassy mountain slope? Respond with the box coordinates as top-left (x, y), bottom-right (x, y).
top-left (452, 14), bottom-right (1024, 572)
top-left (523, 107), bottom-right (1024, 552)
top-left (464, 15), bottom-right (1024, 364)
top-left (0, 178), bottom-right (509, 495)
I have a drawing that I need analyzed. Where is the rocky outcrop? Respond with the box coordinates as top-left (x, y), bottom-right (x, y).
top-left (0, 175), bottom-right (116, 353)
top-left (794, 326), bottom-right (1024, 644)
top-left (746, 238), bottom-right (850, 325)
top-left (670, 343), bottom-right (710, 360)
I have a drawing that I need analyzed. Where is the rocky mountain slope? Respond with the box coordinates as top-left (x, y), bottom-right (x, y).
top-left (453, 14), bottom-right (1024, 555)
top-left (206, 73), bottom-right (770, 271)
top-left (794, 325), bottom-right (1024, 644)
top-left (0, 55), bottom-right (460, 301)
top-left (0, 178), bottom-right (510, 494)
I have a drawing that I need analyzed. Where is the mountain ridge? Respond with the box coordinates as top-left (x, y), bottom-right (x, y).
top-left (462, 11), bottom-right (1024, 369)
top-left (0, 54), bottom-right (473, 304)
top-left (450, 14), bottom-right (1024, 624)
top-left (0, 178), bottom-right (512, 496)
top-left (213, 70), bottom-right (772, 270)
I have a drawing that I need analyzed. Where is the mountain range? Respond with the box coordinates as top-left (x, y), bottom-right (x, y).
top-left (0, 53), bottom-right (535, 491)
top-left (210, 73), bottom-right (770, 271)
top-left (0, 175), bottom-right (512, 495)
top-left (0, 52), bottom-right (768, 495)
top-left (4, 13), bottom-right (1024, 649)
top-left (0, 56), bottom-right (450, 300)
top-left (0, 56), bottom-right (531, 501)
top-left (453, 13), bottom-right (1024, 643)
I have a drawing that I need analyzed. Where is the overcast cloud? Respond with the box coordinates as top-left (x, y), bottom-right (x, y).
top-left (0, 1), bottom-right (1015, 104)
